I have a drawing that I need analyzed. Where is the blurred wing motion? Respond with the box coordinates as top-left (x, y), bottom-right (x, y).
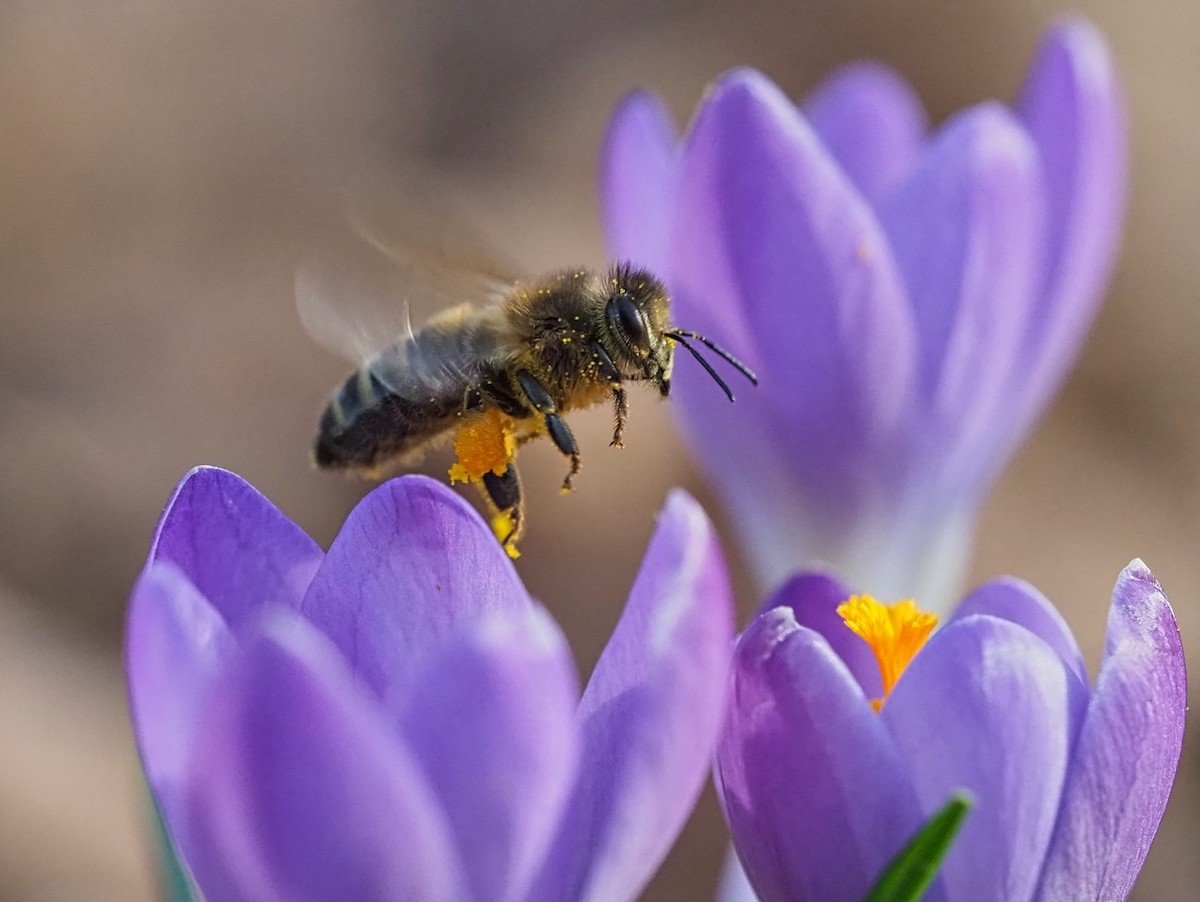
top-left (296, 197), bottom-right (523, 393)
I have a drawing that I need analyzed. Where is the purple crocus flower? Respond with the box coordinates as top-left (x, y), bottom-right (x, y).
top-left (601, 19), bottom-right (1126, 607)
top-left (717, 563), bottom-right (1185, 901)
top-left (125, 467), bottom-right (734, 901)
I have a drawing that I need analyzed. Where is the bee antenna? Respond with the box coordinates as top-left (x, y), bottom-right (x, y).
top-left (668, 333), bottom-right (736, 402)
top-left (667, 329), bottom-right (758, 384)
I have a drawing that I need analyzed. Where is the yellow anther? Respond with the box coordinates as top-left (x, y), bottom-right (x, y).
top-left (837, 595), bottom-right (937, 711)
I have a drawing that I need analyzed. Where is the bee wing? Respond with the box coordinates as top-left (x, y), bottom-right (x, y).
top-left (345, 197), bottom-right (525, 298)
top-left (297, 202), bottom-right (520, 388)
top-left (295, 262), bottom-right (409, 367)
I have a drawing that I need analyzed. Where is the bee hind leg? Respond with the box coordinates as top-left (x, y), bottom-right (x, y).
top-left (481, 462), bottom-right (524, 557)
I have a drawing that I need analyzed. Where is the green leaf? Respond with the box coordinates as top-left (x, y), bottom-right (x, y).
top-left (866, 792), bottom-right (973, 902)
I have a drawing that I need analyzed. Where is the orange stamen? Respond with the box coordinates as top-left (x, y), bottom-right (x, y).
top-left (836, 595), bottom-right (937, 711)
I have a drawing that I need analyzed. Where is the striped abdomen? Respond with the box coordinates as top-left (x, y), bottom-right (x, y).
top-left (313, 304), bottom-right (509, 472)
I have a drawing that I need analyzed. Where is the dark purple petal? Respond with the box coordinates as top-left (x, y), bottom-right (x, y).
top-left (881, 103), bottom-right (1044, 484)
top-left (1036, 561), bottom-right (1186, 900)
top-left (759, 570), bottom-right (881, 698)
top-left (952, 577), bottom-right (1089, 691)
top-left (601, 90), bottom-right (679, 272)
top-left (1011, 18), bottom-right (1127, 429)
top-left (671, 69), bottom-right (915, 514)
top-left (883, 615), bottom-right (1072, 902)
top-left (718, 607), bottom-right (933, 902)
top-left (126, 561), bottom-right (234, 827)
top-left (532, 491), bottom-right (734, 901)
top-left (803, 61), bottom-right (927, 207)
top-left (299, 475), bottom-right (530, 701)
top-left (148, 467), bottom-right (323, 630)
top-left (182, 610), bottom-right (464, 902)
top-left (398, 604), bottom-right (580, 902)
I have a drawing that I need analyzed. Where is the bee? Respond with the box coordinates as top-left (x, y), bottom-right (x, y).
top-left (305, 255), bottom-right (756, 556)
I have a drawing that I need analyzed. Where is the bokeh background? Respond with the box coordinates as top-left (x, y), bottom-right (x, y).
top-left (1, 1), bottom-right (1196, 898)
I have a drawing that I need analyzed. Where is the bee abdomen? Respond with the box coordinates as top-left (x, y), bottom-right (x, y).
top-left (314, 365), bottom-right (458, 471)
top-left (314, 367), bottom-right (380, 467)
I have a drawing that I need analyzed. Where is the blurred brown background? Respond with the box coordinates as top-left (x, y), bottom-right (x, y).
top-left (0, 1), bottom-right (1196, 899)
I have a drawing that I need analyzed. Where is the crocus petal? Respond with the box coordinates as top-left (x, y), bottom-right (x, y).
top-left (672, 69), bottom-right (915, 513)
top-left (182, 610), bottom-right (464, 902)
top-left (881, 103), bottom-right (1044, 486)
top-left (716, 850), bottom-right (759, 902)
top-left (1012, 18), bottom-right (1126, 428)
top-left (882, 615), bottom-right (1072, 902)
top-left (1036, 561), bottom-right (1186, 900)
top-left (299, 475), bottom-right (531, 701)
top-left (126, 561), bottom-right (234, 824)
top-left (601, 90), bottom-right (679, 272)
top-left (676, 68), bottom-right (907, 486)
top-left (760, 570), bottom-right (881, 698)
top-left (147, 467), bottom-right (323, 629)
top-left (532, 491), bottom-right (734, 902)
top-left (952, 577), bottom-right (1089, 692)
top-left (803, 61), bottom-right (927, 207)
top-left (398, 604), bottom-right (580, 902)
top-left (718, 607), bottom-right (932, 902)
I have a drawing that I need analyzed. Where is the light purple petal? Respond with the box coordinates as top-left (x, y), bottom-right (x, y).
top-left (147, 466), bottom-right (323, 630)
top-left (182, 610), bottom-right (464, 902)
top-left (718, 607), bottom-right (932, 902)
top-left (1036, 561), bottom-right (1186, 900)
top-left (671, 68), bottom-right (915, 515)
top-left (883, 615), bottom-right (1072, 902)
top-left (715, 849), bottom-right (758, 902)
top-left (532, 491), bottom-right (734, 902)
top-left (601, 90), bottom-right (679, 272)
top-left (299, 475), bottom-right (530, 701)
top-left (759, 570), bottom-right (881, 698)
top-left (1012, 18), bottom-right (1127, 429)
top-left (952, 577), bottom-right (1089, 691)
top-left (126, 561), bottom-right (234, 827)
top-left (803, 61), bottom-right (927, 207)
top-left (398, 604), bottom-right (580, 902)
top-left (881, 103), bottom-right (1044, 486)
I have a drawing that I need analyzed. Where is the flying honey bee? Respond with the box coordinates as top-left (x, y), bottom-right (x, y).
top-left (302, 227), bottom-right (756, 557)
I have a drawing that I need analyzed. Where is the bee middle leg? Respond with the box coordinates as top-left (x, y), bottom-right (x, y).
top-left (516, 369), bottom-right (582, 492)
top-left (544, 413), bottom-right (580, 492)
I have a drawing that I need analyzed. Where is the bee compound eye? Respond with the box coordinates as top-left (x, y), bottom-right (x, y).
top-left (608, 292), bottom-right (649, 352)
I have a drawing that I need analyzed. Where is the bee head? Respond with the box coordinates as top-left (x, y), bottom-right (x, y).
top-left (603, 265), bottom-right (674, 395)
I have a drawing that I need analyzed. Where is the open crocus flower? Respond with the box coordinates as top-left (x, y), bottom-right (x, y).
top-left (126, 467), bottom-right (733, 901)
top-left (717, 563), bottom-right (1185, 901)
top-left (601, 19), bottom-right (1126, 608)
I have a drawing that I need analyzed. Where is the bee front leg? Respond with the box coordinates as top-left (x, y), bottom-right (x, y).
top-left (611, 386), bottom-right (628, 449)
top-left (516, 369), bottom-right (582, 492)
top-left (589, 342), bottom-right (627, 448)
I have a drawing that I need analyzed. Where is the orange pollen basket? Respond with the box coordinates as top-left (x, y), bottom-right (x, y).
top-left (836, 595), bottom-right (938, 712)
top-left (448, 409), bottom-right (517, 484)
